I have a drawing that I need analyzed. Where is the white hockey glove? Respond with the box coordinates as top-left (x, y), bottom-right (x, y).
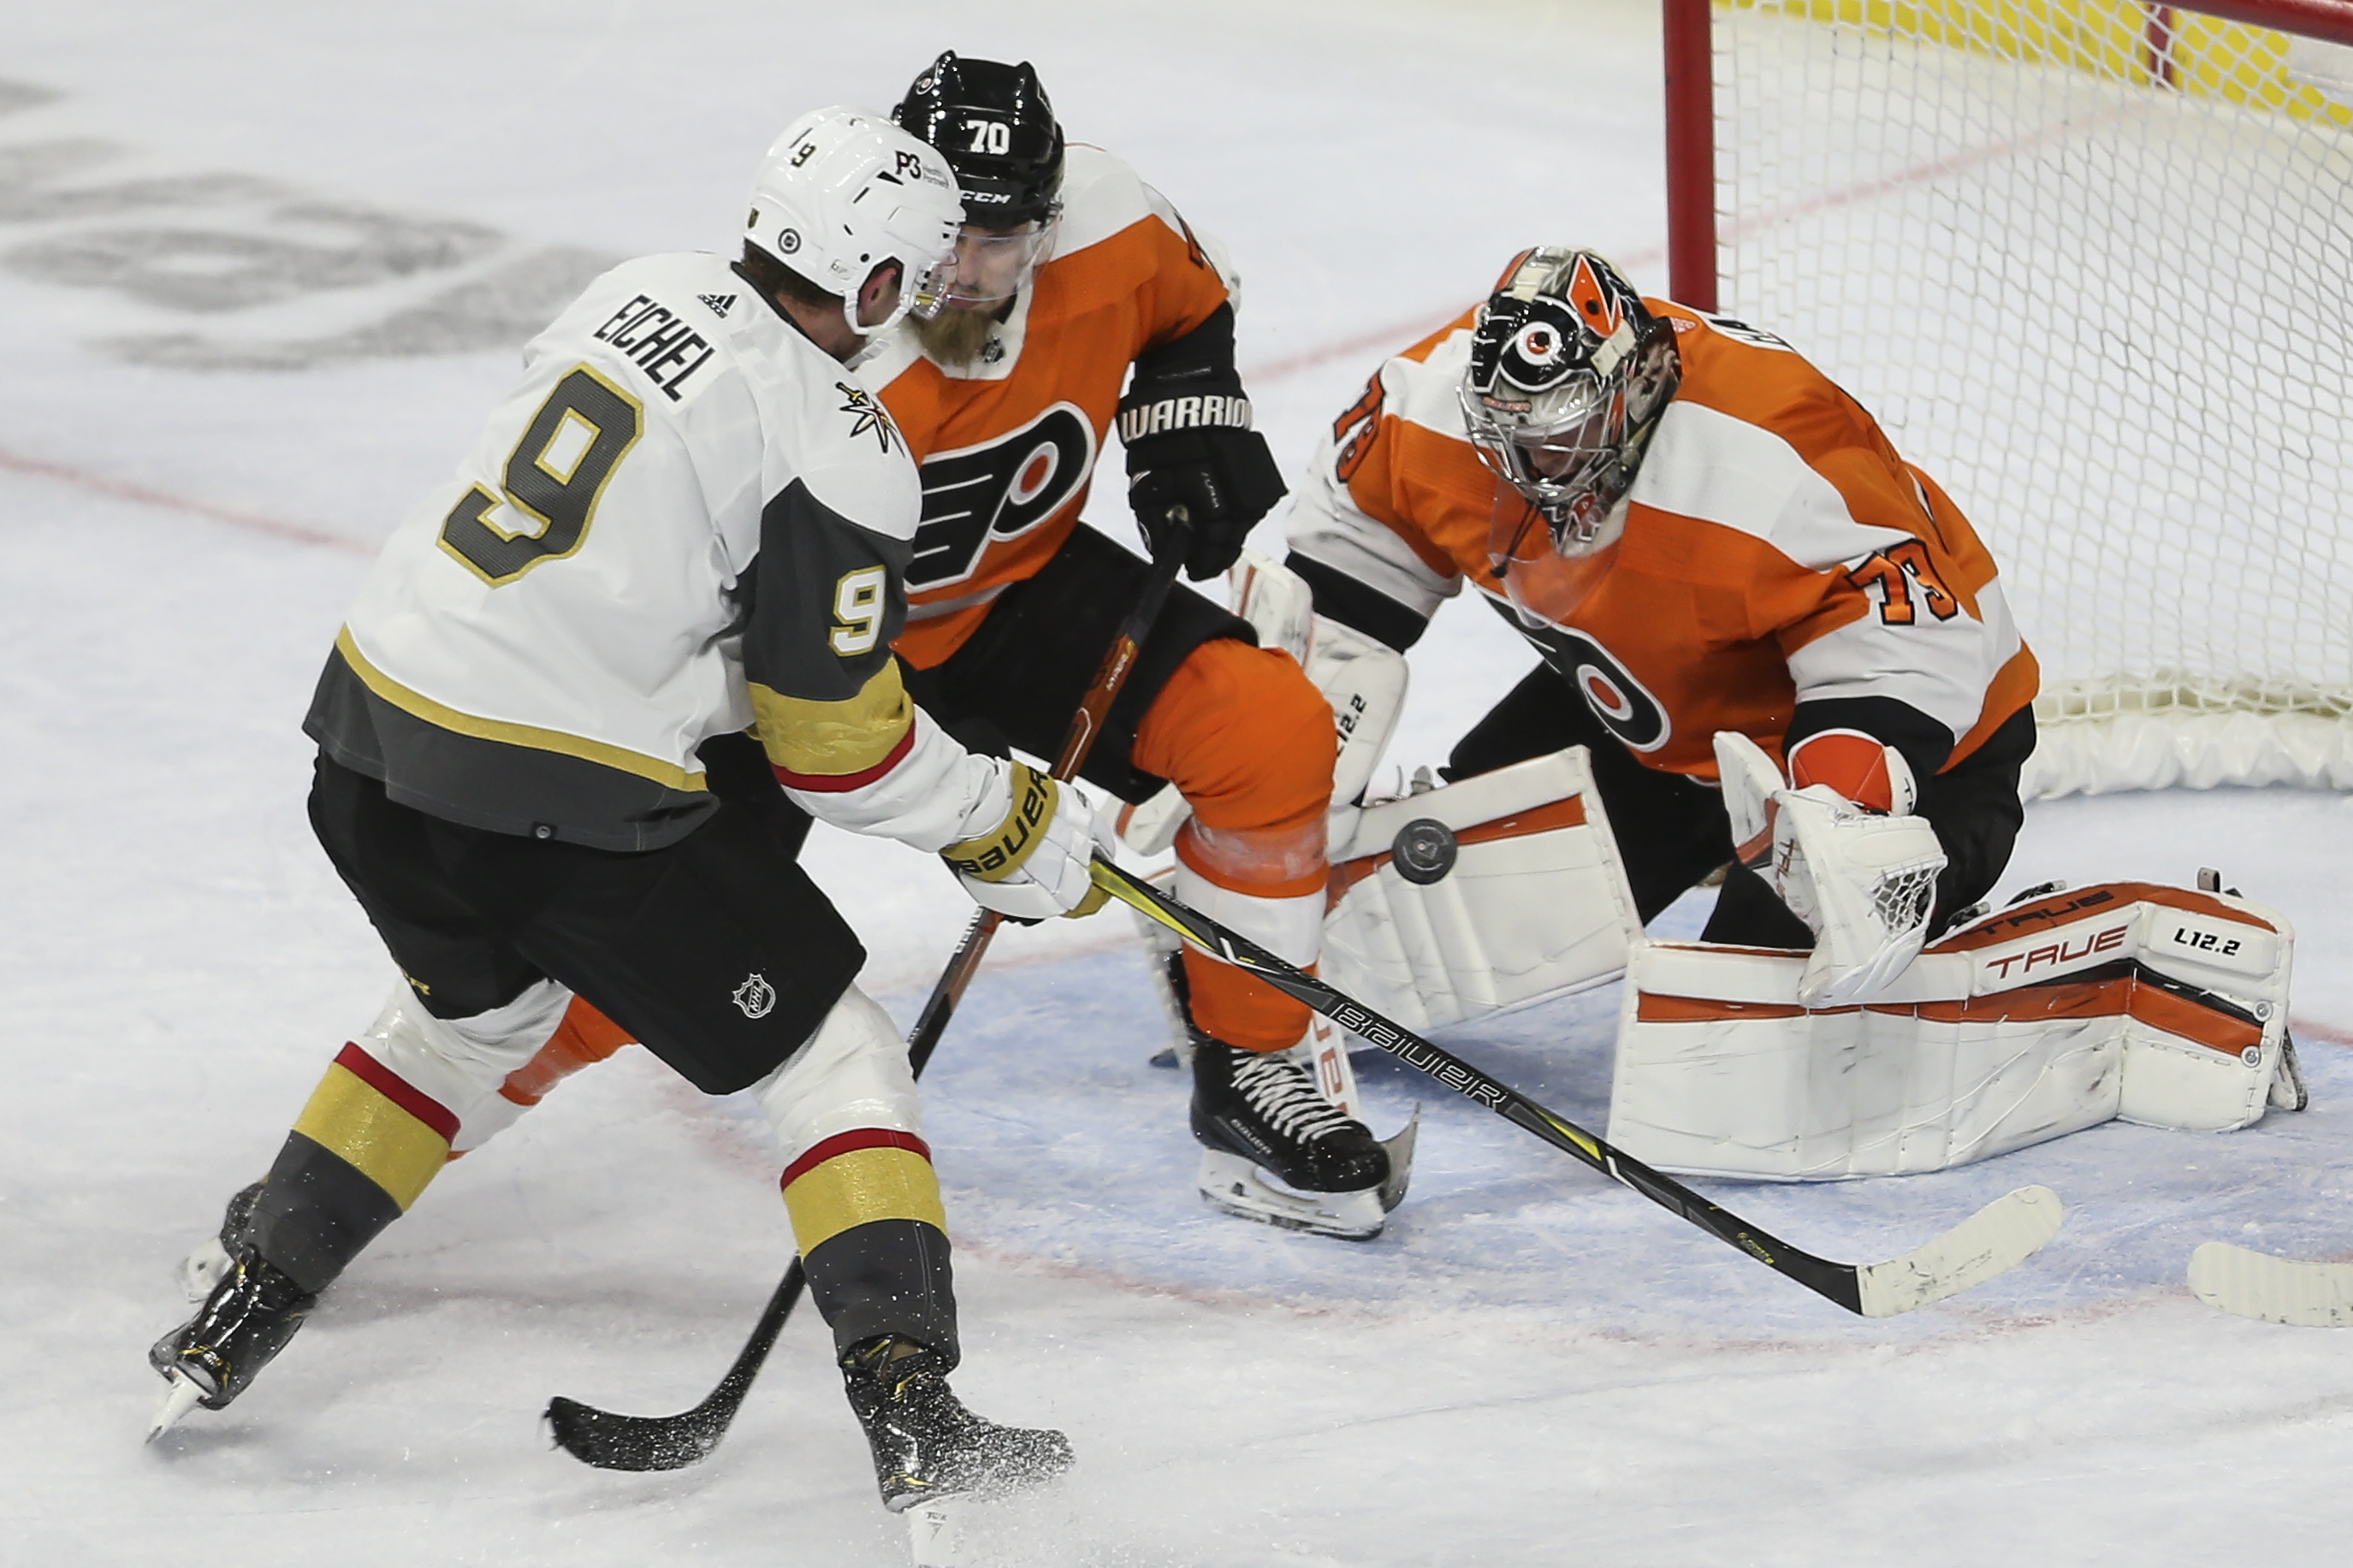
top-left (1714, 731), bottom-right (1947, 1008)
top-left (939, 760), bottom-right (1115, 920)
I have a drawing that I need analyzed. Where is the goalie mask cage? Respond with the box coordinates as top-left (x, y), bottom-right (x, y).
top-left (1663, 0), bottom-right (2353, 797)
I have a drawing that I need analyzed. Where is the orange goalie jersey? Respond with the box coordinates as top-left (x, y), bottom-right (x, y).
top-left (855, 143), bottom-right (1235, 669)
top-left (1288, 300), bottom-right (2040, 779)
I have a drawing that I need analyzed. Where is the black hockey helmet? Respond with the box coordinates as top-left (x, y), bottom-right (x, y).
top-left (892, 51), bottom-right (1065, 228)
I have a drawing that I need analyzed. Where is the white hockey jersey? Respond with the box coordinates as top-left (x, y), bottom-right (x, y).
top-left (308, 251), bottom-right (989, 852)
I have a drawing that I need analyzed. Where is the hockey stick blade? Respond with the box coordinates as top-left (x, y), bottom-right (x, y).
top-left (1852, 1184), bottom-right (2064, 1318)
top-left (544, 1394), bottom-right (724, 1472)
top-left (544, 1257), bottom-right (806, 1470)
top-left (2187, 1240), bottom-right (2353, 1328)
top-left (1094, 858), bottom-right (2062, 1317)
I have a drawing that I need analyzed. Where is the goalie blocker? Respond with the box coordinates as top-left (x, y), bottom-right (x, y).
top-left (1609, 880), bottom-right (2300, 1180)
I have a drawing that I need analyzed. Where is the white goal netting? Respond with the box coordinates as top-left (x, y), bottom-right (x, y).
top-left (1709, 0), bottom-right (2353, 796)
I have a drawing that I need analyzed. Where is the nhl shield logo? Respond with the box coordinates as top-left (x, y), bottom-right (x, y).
top-left (732, 973), bottom-right (777, 1020)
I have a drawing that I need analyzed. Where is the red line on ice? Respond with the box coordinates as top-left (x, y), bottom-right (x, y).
top-left (0, 445), bottom-right (368, 554)
top-left (2292, 1016), bottom-right (2353, 1047)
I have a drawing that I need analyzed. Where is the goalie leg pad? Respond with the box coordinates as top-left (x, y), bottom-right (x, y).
top-left (1321, 745), bottom-right (1641, 1033)
top-left (1608, 882), bottom-right (2297, 1179)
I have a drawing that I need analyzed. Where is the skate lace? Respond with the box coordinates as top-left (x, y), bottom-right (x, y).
top-left (1230, 1050), bottom-right (1354, 1142)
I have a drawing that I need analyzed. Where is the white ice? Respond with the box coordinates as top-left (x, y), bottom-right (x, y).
top-left (5, 3), bottom-right (2351, 1564)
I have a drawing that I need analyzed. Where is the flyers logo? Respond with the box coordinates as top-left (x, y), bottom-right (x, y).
top-left (1520, 621), bottom-right (1671, 753)
top-left (1847, 540), bottom-right (1959, 626)
top-left (907, 401), bottom-right (1095, 591)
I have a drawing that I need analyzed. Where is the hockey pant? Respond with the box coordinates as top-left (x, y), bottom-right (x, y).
top-left (901, 524), bottom-right (1338, 1056)
top-left (246, 757), bottom-right (956, 1359)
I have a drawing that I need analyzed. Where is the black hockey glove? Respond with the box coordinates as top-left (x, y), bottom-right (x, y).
top-left (1119, 305), bottom-right (1287, 581)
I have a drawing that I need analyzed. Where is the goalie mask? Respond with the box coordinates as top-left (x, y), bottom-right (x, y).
top-left (744, 105), bottom-right (964, 337)
top-left (893, 52), bottom-right (1065, 309)
top-left (1463, 249), bottom-right (1681, 568)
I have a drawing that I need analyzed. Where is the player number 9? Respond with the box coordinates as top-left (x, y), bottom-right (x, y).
top-left (830, 566), bottom-right (887, 655)
top-left (438, 364), bottom-right (643, 587)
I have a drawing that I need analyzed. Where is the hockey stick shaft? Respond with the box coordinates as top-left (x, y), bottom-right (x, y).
top-left (907, 512), bottom-right (1190, 1074)
top-left (548, 520), bottom-right (1192, 1470)
top-left (1094, 858), bottom-right (2056, 1317)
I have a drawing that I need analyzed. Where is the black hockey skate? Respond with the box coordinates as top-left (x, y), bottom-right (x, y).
top-left (841, 1337), bottom-right (1072, 1512)
top-left (147, 1248), bottom-right (315, 1439)
top-left (176, 1179), bottom-right (264, 1302)
top-left (1191, 1040), bottom-right (1391, 1240)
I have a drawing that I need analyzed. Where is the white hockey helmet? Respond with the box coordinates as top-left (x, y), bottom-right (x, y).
top-left (744, 105), bottom-right (965, 336)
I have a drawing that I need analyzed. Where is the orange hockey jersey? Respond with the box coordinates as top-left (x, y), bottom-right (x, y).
top-left (855, 144), bottom-right (1236, 668)
top-left (1286, 301), bottom-right (2039, 780)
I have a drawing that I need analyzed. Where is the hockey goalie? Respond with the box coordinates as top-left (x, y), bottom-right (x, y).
top-left (1126, 244), bottom-right (2303, 1184)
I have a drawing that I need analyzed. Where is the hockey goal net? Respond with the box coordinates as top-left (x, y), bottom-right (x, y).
top-left (1665, 0), bottom-right (2353, 796)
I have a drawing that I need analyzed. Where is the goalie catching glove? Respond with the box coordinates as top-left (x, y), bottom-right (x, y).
top-left (1716, 730), bottom-right (1947, 1008)
top-left (939, 760), bottom-right (1115, 920)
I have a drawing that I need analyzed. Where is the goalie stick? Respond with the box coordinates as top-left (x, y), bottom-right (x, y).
top-left (543, 518), bottom-right (1192, 1472)
top-left (1093, 859), bottom-right (2066, 1318)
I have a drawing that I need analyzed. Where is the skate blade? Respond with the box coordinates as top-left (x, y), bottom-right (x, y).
top-left (147, 1372), bottom-right (205, 1442)
top-left (1378, 1109), bottom-right (1420, 1214)
top-left (1196, 1149), bottom-right (1385, 1240)
top-left (177, 1237), bottom-right (233, 1304)
top-left (906, 1496), bottom-right (968, 1566)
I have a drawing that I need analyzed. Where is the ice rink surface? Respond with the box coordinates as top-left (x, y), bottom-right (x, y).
top-left (4, 3), bottom-right (2351, 1562)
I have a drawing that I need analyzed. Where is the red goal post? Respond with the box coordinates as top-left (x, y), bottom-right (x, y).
top-left (1663, 0), bottom-right (2353, 798)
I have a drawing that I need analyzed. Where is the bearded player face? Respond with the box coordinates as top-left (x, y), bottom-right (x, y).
top-left (915, 219), bottom-right (1055, 365)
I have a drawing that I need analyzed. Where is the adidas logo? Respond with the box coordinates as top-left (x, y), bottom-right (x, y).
top-left (697, 293), bottom-right (737, 318)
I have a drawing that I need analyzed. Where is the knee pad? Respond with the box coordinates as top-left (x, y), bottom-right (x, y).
top-left (750, 985), bottom-right (923, 1162)
top-left (350, 980), bottom-right (572, 1155)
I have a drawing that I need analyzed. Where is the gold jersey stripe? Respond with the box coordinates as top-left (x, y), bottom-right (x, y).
top-left (782, 1145), bottom-right (948, 1255)
top-left (335, 626), bottom-right (708, 794)
top-left (291, 1061), bottom-right (452, 1212)
top-left (750, 662), bottom-right (915, 779)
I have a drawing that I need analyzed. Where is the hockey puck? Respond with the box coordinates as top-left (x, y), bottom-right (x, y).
top-left (1390, 818), bottom-right (1457, 885)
